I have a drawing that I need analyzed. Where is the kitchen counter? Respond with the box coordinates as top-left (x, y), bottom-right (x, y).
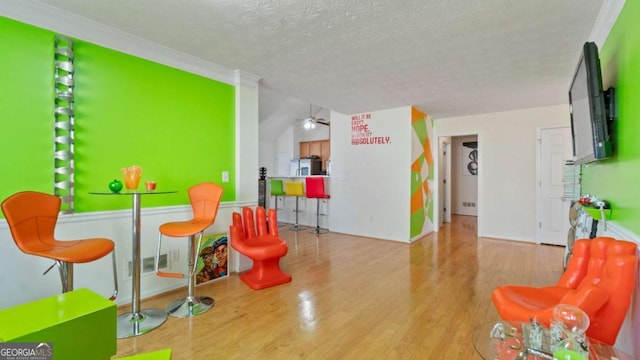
top-left (269, 175), bottom-right (330, 179)
top-left (267, 176), bottom-right (330, 229)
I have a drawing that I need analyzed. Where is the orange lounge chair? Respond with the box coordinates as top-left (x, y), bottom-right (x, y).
top-left (492, 237), bottom-right (637, 345)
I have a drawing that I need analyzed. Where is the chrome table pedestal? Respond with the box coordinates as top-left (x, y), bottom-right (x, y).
top-left (91, 190), bottom-right (177, 338)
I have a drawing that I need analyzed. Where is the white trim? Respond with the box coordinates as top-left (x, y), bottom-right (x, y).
top-left (589, 0), bottom-right (626, 49)
top-left (600, 221), bottom-right (640, 244)
top-left (0, 0), bottom-right (236, 85)
top-left (234, 70), bottom-right (261, 88)
top-left (0, 200), bottom-right (256, 230)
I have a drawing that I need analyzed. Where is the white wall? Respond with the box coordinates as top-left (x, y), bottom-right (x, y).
top-left (435, 104), bottom-right (570, 241)
top-left (274, 126), bottom-right (295, 176)
top-left (296, 123), bottom-right (330, 142)
top-left (330, 107), bottom-right (412, 242)
top-left (258, 140), bottom-right (276, 176)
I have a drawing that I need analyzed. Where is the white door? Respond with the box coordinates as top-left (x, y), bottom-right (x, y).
top-left (536, 127), bottom-right (573, 245)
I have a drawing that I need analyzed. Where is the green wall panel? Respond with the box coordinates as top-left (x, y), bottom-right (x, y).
top-left (581, 1), bottom-right (640, 234)
top-left (0, 17), bottom-right (55, 204)
top-left (0, 15), bottom-right (236, 214)
top-left (73, 41), bottom-right (235, 211)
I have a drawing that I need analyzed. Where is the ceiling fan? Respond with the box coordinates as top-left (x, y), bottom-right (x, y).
top-left (298, 104), bottom-right (330, 129)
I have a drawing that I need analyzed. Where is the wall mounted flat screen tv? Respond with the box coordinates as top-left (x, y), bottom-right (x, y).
top-left (569, 41), bottom-right (613, 164)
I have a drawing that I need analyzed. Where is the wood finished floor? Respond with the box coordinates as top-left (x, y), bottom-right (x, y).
top-left (113, 215), bottom-right (564, 359)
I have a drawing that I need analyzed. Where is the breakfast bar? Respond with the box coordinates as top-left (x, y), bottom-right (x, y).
top-left (268, 176), bottom-right (330, 229)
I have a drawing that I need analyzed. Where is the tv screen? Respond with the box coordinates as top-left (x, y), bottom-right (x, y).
top-left (569, 42), bottom-right (612, 164)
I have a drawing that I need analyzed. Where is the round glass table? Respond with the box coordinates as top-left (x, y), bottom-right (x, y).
top-left (472, 321), bottom-right (634, 360)
top-left (90, 190), bottom-right (177, 338)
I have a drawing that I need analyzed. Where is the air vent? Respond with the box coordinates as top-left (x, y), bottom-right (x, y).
top-left (127, 254), bottom-right (168, 278)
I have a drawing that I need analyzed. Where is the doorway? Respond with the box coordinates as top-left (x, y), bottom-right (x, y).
top-left (438, 138), bottom-right (451, 224)
top-left (451, 135), bottom-right (478, 217)
top-left (536, 127), bottom-right (572, 246)
top-left (437, 134), bottom-right (479, 230)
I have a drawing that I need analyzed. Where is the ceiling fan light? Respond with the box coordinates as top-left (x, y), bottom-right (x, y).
top-left (303, 118), bottom-right (316, 130)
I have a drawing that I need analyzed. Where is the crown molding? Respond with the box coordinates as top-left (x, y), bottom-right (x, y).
top-left (589, 0), bottom-right (626, 49)
top-left (234, 70), bottom-right (261, 89)
top-left (0, 0), bottom-right (236, 85)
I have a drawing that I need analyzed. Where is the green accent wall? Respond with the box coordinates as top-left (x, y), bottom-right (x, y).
top-left (0, 17), bottom-right (55, 200)
top-left (0, 16), bottom-right (236, 214)
top-left (580, 1), bottom-right (640, 234)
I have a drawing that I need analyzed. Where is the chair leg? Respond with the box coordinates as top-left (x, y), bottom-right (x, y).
top-left (166, 233), bottom-right (215, 317)
top-left (274, 195), bottom-right (285, 227)
top-left (109, 250), bottom-right (119, 301)
top-left (57, 261), bottom-right (73, 293)
top-left (309, 198), bottom-right (329, 234)
top-left (289, 196), bottom-right (305, 231)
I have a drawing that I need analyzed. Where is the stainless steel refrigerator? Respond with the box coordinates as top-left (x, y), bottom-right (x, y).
top-left (290, 158), bottom-right (322, 176)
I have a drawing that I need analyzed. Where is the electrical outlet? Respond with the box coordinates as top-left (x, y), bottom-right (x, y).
top-left (222, 171), bottom-right (229, 183)
top-left (170, 249), bottom-right (179, 262)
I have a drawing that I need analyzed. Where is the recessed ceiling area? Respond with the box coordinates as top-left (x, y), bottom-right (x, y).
top-left (10, 0), bottom-right (611, 140)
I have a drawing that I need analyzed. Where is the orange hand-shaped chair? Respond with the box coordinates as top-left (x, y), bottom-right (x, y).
top-left (1, 191), bottom-right (118, 300)
top-left (492, 237), bottom-right (638, 345)
top-left (155, 182), bottom-right (223, 317)
top-left (229, 206), bottom-right (291, 290)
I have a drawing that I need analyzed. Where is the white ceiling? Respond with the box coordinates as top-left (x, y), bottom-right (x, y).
top-left (13, 0), bottom-right (612, 140)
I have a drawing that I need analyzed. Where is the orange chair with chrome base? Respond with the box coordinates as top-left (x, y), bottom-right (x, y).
top-left (1, 191), bottom-right (118, 300)
top-left (229, 206), bottom-right (291, 290)
top-left (155, 182), bottom-right (223, 317)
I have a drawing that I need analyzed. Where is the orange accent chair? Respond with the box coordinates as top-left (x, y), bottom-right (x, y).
top-left (229, 206), bottom-right (291, 290)
top-left (305, 176), bottom-right (330, 234)
top-left (492, 237), bottom-right (638, 345)
top-left (155, 182), bottom-right (223, 317)
top-left (1, 191), bottom-right (118, 300)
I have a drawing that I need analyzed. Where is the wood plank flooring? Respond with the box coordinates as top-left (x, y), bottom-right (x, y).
top-left (113, 215), bottom-right (564, 359)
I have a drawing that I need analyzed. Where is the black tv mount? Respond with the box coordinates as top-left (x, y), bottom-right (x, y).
top-left (603, 87), bottom-right (617, 148)
top-left (604, 87), bottom-right (616, 123)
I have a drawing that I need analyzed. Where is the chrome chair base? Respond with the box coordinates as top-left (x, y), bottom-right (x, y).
top-left (117, 309), bottom-right (167, 338)
top-left (166, 296), bottom-right (215, 318)
top-left (289, 224), bottom-right (306, 231)
top-left (309, 227), bottom-right (329, 234)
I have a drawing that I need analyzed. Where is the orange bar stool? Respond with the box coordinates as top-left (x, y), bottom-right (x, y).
top-left (155, 182), bottom-right (223, 317)
top-left (1, 191), bottom-right (118, 300)
top-left (305, 176), bottom-right (330, 234)
top-left (284, 181), bottom-right (305, 231)
top-left (269, 179), bottom-right (286, 227)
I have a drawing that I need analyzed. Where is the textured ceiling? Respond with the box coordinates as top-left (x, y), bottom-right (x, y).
top-left (27, 0), bottom-right (606, 139)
